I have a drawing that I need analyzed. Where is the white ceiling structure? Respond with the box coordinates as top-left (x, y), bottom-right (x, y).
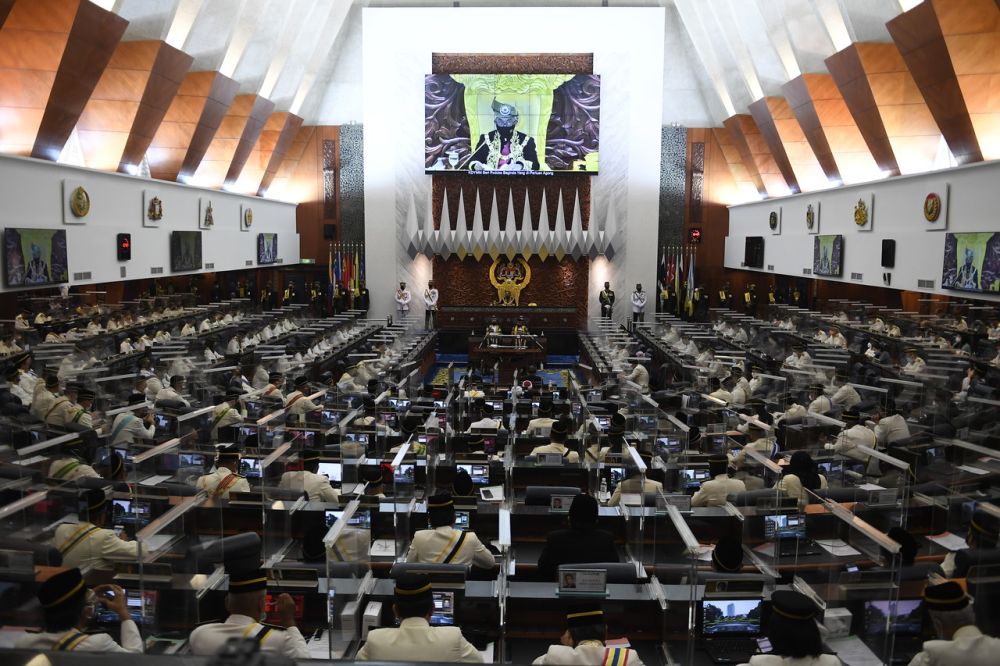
top-left (104, 0), bottom-right (909, 128)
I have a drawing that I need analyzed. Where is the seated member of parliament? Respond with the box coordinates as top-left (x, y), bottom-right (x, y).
top-left (532, 604), bottom-right (644, 665)
top-left (357, 573), bottom-right (482, 662)
top-left (537, 494), bottom-right (619, 580)
top-left (53, 489), bottom-right (139, 570)
top-left (189, 566), bottom-right (308, 659)
top-left (277, 449), bottom-right (340, 503)
top-left (15, 568), bottom-right (143, 653)
top-left (406, 493), bottom-right (495, 569)
top-left (691, 455), bottom-right (746, 507)
top-left (530, 420), bottom-right (580, 462)
top-left (739, 590), bottom-right (839, 666)
top-left (197, 444), bottom-right (251, 498)
top-left (906, 581), bottom-right (1000, 666)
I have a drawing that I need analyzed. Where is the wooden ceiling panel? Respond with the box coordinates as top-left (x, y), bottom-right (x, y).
top-left (257, 112), bottom-right (304, 195)
top-left (721, 115), bottom-right (766, 196)
top-left (748, 97), bottom-right (800, 193)
top-left (0, 0), bottom-right (15, 30)
top-left (190, 93), bottom-right (272, 188)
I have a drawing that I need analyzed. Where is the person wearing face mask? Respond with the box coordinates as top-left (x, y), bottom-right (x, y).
top-left (901, 348), bottom-right (926, 375)
top-left (14, 568), bottom-right (143, 653)
top-left (395, 282), bottom-right (412, 316)
top-left (631, 283), bottom-right (646, 324)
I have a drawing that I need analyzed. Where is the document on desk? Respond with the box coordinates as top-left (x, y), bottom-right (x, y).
top-left (857, 483), bottom-right (885, 491)
top-left (139, 474), bottom-right (172, 486)
top-left (689, 545), bottom-right (715, 562)
top-left (826, 636), bottom-right (882, 666)
top-left (815, 539), bottom-right (861, 557)
top-left (926, 531), bottom-right (969, 551)
top-left (957, 464), bottom-right (989, 476)
top-left (138, 534), bottom-right (174, 552)
top-left (369, 538), bottom-right (397, 557)
top-left (478, 642), bottom-right (495, 663)
top-left (480, 485), bottom-right (504, 502)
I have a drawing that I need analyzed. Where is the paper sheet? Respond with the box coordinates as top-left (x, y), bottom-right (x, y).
top-left (957, 465), bottom-right (989, 476)
top-left (815, 538), bottom-right (862, 557)
top-left (480, 485), bottom-right (505, 502)
top-left (857, 483), bottom-right (885, 491)
top-left (926, 531), bottom-right (969, 551)
top-left (139, 474), bottom-right (172, 486)
top-left (369, 538), bottom-right (396, 557)
top-left (689, 545), bottom-right (715, 562)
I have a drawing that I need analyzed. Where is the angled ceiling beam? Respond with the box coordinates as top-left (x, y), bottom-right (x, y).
top-left (747, 98), bottom-right (802, 194)
top-left (149, 70), bottom-right (239, 182)
top-left (265, 124), bottom-right (314, 201)
top-left (255, 112), bottom-right (304, 195)
top-left (711, 126), bottom-right (764, 202)
top-left (0, 0), bottom-right (14, 29)
top-left (188, 93), bottom-right (273, 188)
top-left (887, 0), bottom-right (985, 164)
top-left (722, 115), bottom-right (769, 197)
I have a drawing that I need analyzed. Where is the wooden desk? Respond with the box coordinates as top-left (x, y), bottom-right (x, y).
top-left (468, 336), bottom-right (547, 380)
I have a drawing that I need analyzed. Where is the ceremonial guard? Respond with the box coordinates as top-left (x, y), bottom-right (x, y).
top-left (599, 282), bottom-right (615, 319)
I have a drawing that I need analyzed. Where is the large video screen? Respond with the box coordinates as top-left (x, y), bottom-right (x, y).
top-left (425, 73), bottom-right (600, 175)
top-left (942, 232), bottom-right (1000, 293)
top-left (813, 235), bottom-right (844, 277)
top-left (257, 233), bottom-right (278, 265)
top-left (4, 228), bottom-right (69, 287)
top-left (170, 231), bottom-right (202, 272)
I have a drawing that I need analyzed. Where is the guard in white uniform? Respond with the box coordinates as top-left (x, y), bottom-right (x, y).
top-left (14, 568), bottom-right (143, 653)
top-left (357, 573), bottom-right (482, 662)
top-left (109, 393), bottom-right (155, 445)
top-left (189, 566), bottom-right (309, 659)
top-left (196, 445), bottom-right (251, 498)
top-left (53, 489), bottom-right (139, 571)
top-left (692, 456), bottom-right (747, 507)
top-left (423, 280), bottom-right (439, 328)
top-left (406, 493), bottom-right (495, 569)
top-left (905, 582), bottom-right (1000, 666)
top-left (395, 282), bottom-right (412, 316)
top-left (532, 604), bottom-right (644, 665)
top-left (530, 421), bottom-right (580, 462)
top-left (631, 283), bottom-right (647, 324)
top-left (278, 450), bottom-right (339, 503)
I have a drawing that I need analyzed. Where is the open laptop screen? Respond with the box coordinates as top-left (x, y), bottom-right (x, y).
top-left (863, 600), bottom-right (923, 636)
top-left (700, 599), bottom-right (763, 636)
top-left (763, 514), bottom-right (806, 540)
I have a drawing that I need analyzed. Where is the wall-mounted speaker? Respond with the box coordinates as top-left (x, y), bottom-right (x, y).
top-left (881, 239), bottom-right (896, 268)
top-left (323, 224), bottom-right (336, 240)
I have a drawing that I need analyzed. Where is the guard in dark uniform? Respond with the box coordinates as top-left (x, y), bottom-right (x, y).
top-left (599, 282), bottom-right (615, 319)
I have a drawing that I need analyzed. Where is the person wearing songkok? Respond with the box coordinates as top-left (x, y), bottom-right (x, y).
top-left (711, 534), bottom-right (744, 574)
top-left (189, 566), bottom-right (308, 658)
top-left (13, 568), bottom-right (143, 653)
top-left (874, 408), bottom-right (910, 446)
top-left (99, 451), bottom-right (127, 482)
top-left (7, 365), bottom-right (30, 406)
top-left (48, 437), bottom-right (101, 482)
top-left (361, 465), bottom-right (387, 499)
top-left (14, 351), bottom-right (37, 393)
top-left (883, 526), bottom-right (944, 581)
top-left (806, 384), bottom-right (832, 414)
top-left (46, 384), bottom-right (89, 429)
top-left (692, 455), bottom-right (746, 507)
top-left (109, 393), bottom-right (154, 445)
top-left (824, 411), bottom-right (877, 464)
top-left (53, 489), bottom-right (139, 570)
top-left (357, 573), bottom-right (481, 662)
top-left (530, 420), bottom-right (580, 462)
top-left (622, 359), bottom-right (650, 393)
top-left (902, 347), bottom-right (926, 375)
top-left (783, 346), bottom-right (811, 369)
top-left (942, 508), bottom-right (1000, 578)
top-left (525, 401), bottom-right (557, 436)
top-left (467, 400), bottom-right (504, 431)
top-left (405, 493), bottom-right (495, 568)
top-left (608, 452), bottom-right (663, 507)
top-left (284, 376), bottom-right (321, 417)
top-left (737, 590), bottom-right (839, 666)
top-left (196, 444), bottom-right (251, 498)
top-left (453, 468), bottom-right (475, 497)
top-left (776, 450), bottom-right (827, 506)
top-left (278, 450), bottom-right (339, 503)
top-left (209, 391), bottom-right (244, 439)
top-left (261, 371), bottom-right (286, 402)
top-left (31, 374), bottom-right (60, 420)
top-left (905, 582), bottom-right (1000, 666)
top-left (532, 604), bottom-right (645, 665)
top-left (830, 381), bottom-right (861, 410)
top-left (537, 494), bottom-right (619, 580)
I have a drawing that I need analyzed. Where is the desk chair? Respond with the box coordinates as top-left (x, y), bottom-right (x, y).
top-left (524, 486), bottom-right (583, 506)
top-left (559, 561), bottom-right (643, 584)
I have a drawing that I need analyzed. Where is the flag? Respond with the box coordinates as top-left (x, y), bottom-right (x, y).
top-left (333, 244), bottom-right (342, 285)
top-left (674, 247), bottom-right (683, 315)
top-left (685, 249), bottom-right (695, 317)
top-left (353, 247), bottom-right (360, 295)
top-left (359, 246), bottom-right (366, 288)
top-left (342, 250), bottom-right (352, 290)
top-left (657, 247), bottom-right (667, 290)
top-left (327, 244), bottom-right (333, 286)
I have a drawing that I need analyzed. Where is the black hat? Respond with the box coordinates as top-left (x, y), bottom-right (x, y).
top-left (268, 372), bottom-right (283, 382)
top-left (218, 443), bottom-right (241, 460)
top-left (228, 567), bottom-right (267, 593)
top-left (394, 573), bottom-right (433, 603)
top-left (362, 466), bottom-right (384, 484)
top-left (4, 366), bottom-right (18, 381)
top-left (970, 508), bottom-right (1000, 539)
top-left (225, 390), bottom-right (240, 401)
top-left (923, 581), bottom-right (969, 612)
top-left (301, 450), bottom-right (321, 463)
top-left (550, 420), bottom-right (568, 436)
top-left (453, 469), bottom-right (474, 496)
top-left (128, 393), bottom-right (146, 405)
top-left (610, 412), bottom-right (626, 428)
top-left (712, 535), bottom-right (744, 572)
top-left (294, 376), bottom-right (309, 388)
top-left (400, 416), bottom-right (420, 435)
top-left (45, 375), bottom-right (59, 389)
top-left (301, 526), bottom-right (327, 562)
top-left (37, 567), bottom-right (87, 610)
top-left (78, 388), bottom-right (95, 401)
top-left (170, 375), bottom-right (186, 386)
top-left (841, 411), bottom-right (860, 424)
top-left (887, 526), bottom-right (919, 560)
top-left (427, 493), bottom-right (454, 511)
top-left (770, 590), bottom-right (819, 621)
top-left (566, 604), bottom-right (605, 628)
top-left (537, 402), bottom-right (553, 416)
top-left (84, 488), bottom-right (107, 513)
top-left (568, 493), bottom-right (598, 527)
top-left (106, 452), bottom-right (125, 478)
top-left (65, 382), bottom-right (81, 393)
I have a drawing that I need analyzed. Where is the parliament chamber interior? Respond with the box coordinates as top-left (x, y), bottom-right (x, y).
top-left (3, 1), bottom-right (1000, 665)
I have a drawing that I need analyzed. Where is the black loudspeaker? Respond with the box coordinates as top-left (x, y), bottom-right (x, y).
top-left (323, 224), bottom-right (336, 240)
top-left (881, 239), bottom-right (896, 268)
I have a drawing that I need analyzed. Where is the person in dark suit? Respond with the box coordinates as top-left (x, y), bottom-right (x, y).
top-left (537, 494), bottom-right (619, 580)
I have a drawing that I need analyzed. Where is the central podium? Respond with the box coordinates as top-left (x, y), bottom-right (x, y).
top-left (438, 305), bottom-right (578, 331)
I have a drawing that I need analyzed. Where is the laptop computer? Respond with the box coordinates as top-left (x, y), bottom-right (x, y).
top-left (316, 461), bottom-right (342, 482)
top-left (239, 457), bottom-right (262, 479)
top-left (863, 599), bottom-right (925, 664)
top-left (430, 590), bottom-right (455, 626)
top-left (762, 514), bottom-right (823, 557)
top-left (699, 597), bottom-right (763, 664)
top-left (457, 463), bottom-right (490, 486)
top-left (683, 468), bottom-right (711, 491)
top-left (111, 499), bottom-right (152, 527)
top-left (454, 511), bottom-right (470, 529)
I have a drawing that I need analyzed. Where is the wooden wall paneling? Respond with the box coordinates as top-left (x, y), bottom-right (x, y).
top-left (724, 113), bottom-right (790, 197)
top-left (748, 97), bottom-right (811, 193)
top-left (189, 93), bottom-right (268, 189)
top-left (686, 129), bottom-right (732, 291)
top-left (715, 123), bottom-right (765, 197)
top-left (887, 0), bottom-right (985, 165)
top-left (223, 94), bottom-right (276, 187)
top-left (0, 0), bottom-right (15, 30)
top-left (292, 126), bottom-right (338, 264)
top-left (783, 73), bottom-right (882, 184)
top-left (256, 112), bottom-right (303, 195)
top-left (267, 124), bottom-right (313, 200)
top-left (117, 42), bottom-right (193, 173)
top-left (175, 74), bottom-right (240, 183)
